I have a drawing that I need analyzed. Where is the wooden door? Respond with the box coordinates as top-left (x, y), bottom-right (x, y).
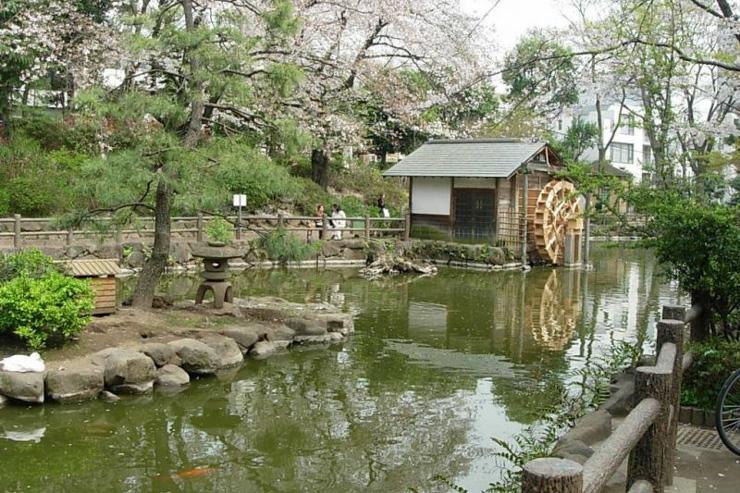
top-left (453, 189), bottom-right (495, 240)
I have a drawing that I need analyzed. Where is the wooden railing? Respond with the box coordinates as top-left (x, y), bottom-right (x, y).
top-left (0, 213), bottom-right (411, 248)
top-left (522, 304), bottom-right (700, 493)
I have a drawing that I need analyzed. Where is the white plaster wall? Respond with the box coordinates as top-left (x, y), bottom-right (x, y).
top-left (453, 177), bottom-right (497, 189)
top-left (411, 177), bottom-right (451, 215)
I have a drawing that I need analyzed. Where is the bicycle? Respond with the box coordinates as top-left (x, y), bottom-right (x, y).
top-left (716, 368), bottom-right (740, 456)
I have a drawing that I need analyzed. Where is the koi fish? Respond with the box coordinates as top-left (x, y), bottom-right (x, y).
top-left (173, 466), bottom-right (217, 479)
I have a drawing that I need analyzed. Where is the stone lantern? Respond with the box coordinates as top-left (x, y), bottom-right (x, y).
top-left (191, 244), bottom-right (243, 309)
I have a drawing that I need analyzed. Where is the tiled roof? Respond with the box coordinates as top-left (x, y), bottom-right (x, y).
top-left (63, 259), bottom-right (121, 277)
top-left (383, 139), bottom-right (550, 178)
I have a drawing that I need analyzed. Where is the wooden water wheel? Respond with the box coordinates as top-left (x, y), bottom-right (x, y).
top-left (532, 180), bottom-right (583, 265)
top-left (529, 270), bottom-right (581, 351)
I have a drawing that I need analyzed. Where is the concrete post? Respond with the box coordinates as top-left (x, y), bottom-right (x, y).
top-left (520, 171), bottom-right (528, 265)
top-left (13, 214), bottom-right (21, 249)
top-left (583, 193), bottom-right (591, 267)
top-left (364, 215), bottom-right (370, 239)
top-left (627, 362), bottom-right (672, 492)
top-left (656, 319), bottom-right (684, 485)
top-left (196, 212), bottom-right (203, 242)
top-left (115, 226), bottom-right (123, 262)
top-left (403, 212), bottom-right (411, 241)
top-left (66, 228), bottom-right (74, 246)
top-left (522, 458), bottom-right (583, 493)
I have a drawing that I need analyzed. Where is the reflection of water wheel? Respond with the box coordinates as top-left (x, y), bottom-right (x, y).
top-left (530, 270), bottom-right (581, 351)
top-left (533, 180), bottom-right (583, 265)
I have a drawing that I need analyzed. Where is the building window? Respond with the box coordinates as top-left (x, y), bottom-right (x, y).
top-left (618, 114), bottom-right (635, 135)
top-left (642, 145), bottom-right (652, 165)
top-left (610, 142), bottom-right (634, 163)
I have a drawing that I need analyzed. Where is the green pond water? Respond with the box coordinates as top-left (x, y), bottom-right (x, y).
top-left (0, 246), bottom-right (683, 492)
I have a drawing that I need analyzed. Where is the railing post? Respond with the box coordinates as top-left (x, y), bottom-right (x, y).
top-left (656, 319), bottom-right (684, 486)
top-left (13, 214), bottom-right (21, 249)
top-left (66, 228), bottom-right (74, 246)
top-left (522, 458), bottom-right (583, 493)
top-left (627, 364), bottom-right (672, 492)
top-left (662, 305), bottom-right (686, 323)
top-left (403, 212), bottom-right (411, 241)
top-left (364, 215), bottom-right (370, 239)
top-left (322, 213), bottom-right (328, 240)
top-left (277, 213), bottom-right (284, 229)
top-left (115, 226), bottom-right (122, 262)
top-left (196, 212), bottom-right (203, 242)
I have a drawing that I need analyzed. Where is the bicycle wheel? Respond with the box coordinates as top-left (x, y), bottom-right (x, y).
top-left (716, 368), bottom-right (740, 456)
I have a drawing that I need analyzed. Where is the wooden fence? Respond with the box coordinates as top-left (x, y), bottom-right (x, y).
top-left (0, 213), bottom-right (411, 249)
top-left (522, 304), bottom-right (701, 493)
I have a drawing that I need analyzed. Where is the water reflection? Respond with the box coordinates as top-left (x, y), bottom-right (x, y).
top-left (0, 247), bottom-right (679, 492)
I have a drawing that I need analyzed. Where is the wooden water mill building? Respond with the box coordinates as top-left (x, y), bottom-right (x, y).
top-left (383, 139), bottom-right (584, 265)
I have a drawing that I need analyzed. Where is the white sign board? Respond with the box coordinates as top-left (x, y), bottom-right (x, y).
top-left (232, 194), bottom-right (247, 207)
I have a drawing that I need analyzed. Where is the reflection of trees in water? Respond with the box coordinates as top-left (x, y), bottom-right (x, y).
top-left (0, 349), bottom-right (476, 492)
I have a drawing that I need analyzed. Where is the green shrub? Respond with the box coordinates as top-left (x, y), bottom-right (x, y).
top-left (681, 337), bottom-right (740, 410)
top-left (0, 249), bottom-right (57, 282)
top-left (206, 217), bottom-right (234, 244)
top-left (257, 227), bottom-right (318, 265)
top-left (635, 193), bottom-right (739, 338)
top-left (0, 271), bottom-right (95, 349)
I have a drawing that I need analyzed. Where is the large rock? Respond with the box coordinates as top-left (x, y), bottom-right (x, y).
top-left (93, 348), bottom-right (157, 394)
top-left (552, 439), bottom-right (594, 465)
top-left (284, 318), bottom-right (327, 336)
top-left (312, 312), bottom-right (355, 335)
top-left (199, 335), bottom-right (244, 369)
top-left (486, 247), bottom-right (507, 266)
top-left (168, 339), bottom-right (220, 375)
top-left (0, 370), bottom-right (44, 403)
top-left (265, 324), bottom-right (296, 342)
top-left (137, 343), bottom-right (181, 368)
top-left (156, 365), bottom-right (190, 387)
top-left (294, 334), bottom-right (334, 345)
top-left (321, 241), bottom-right (343, 258)
top-left (219, 324), bottom-right (265, 353)
top-left (250, 341), bottom-right (284, 359)
top-left (45, 362), bottom-right (104, 403)
top-left (559, 409), bottom-right (612, 445)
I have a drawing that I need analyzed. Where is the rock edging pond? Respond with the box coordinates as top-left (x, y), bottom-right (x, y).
top-left (0, 297), bottom-right (354, 407)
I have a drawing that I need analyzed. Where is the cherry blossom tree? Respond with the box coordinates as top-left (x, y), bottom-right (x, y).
top-left (281, 0), bottom-right (495, 188)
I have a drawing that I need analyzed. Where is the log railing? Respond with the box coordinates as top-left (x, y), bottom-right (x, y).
top-left (522, 304), bottom-right (700, 493)
top-left (0, 213), bottom-right (411, 248)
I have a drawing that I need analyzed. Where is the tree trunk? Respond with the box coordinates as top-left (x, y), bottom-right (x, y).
top-left (311, 148), bottom-right (330, 190)
top-left (690, 291), bottom-right (713, 342)
top-left (131, 177), bottom-right (171, 308)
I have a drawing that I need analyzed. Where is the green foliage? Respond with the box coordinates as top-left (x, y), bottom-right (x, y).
top-left (330, 163), bottom-right (407, 215)
top-left (469, 338), bottom-right (640, 493)
top-left (682, 338), bottom-right (740, 410)
top-left (0, 248), bottom-right (56, 282)
top-left (635, 192), bottom-right (739, 335)
top-left (257, 227), bottom-right (318, 265)
top-left (0, 271), bottom-right (94, 349)
top-left (503, 32), bottom-right (579, 113)
top-left (552, 119), bottom-right (600, 164)
top-left (206, 217), bottom-right (234, 244)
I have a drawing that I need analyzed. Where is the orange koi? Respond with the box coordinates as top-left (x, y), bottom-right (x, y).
top-left (173, 466), bottom-right (217, 479)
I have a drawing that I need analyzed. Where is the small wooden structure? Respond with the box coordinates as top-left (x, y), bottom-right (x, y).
top-left (383, 138), bottom-right (585, 265)
top-left (64, 259), bottom-right (121, 315)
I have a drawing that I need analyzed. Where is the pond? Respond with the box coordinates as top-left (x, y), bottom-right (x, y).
top-left (0, 246), bottom-right (682, 492)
